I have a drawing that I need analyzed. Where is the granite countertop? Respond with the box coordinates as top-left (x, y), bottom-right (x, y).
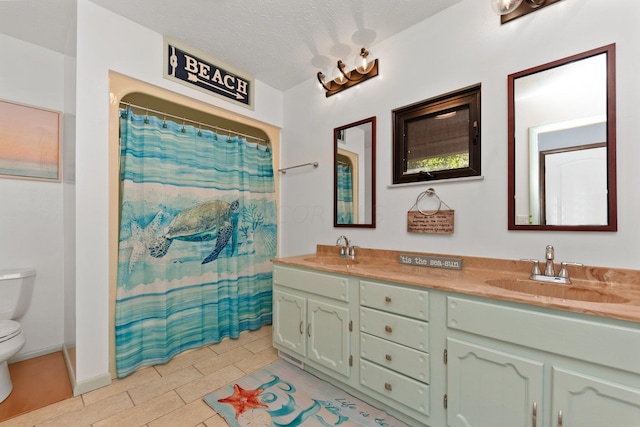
top-left (272, 245), bottom-right (640, 324)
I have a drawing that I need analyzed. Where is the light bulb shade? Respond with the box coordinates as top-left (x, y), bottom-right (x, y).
top-left (333, 61), bottom-right (348, 84)
top-left (355, 48), bottom-right (375, 74)
top-left (491, 0), bottom-right (523, 15)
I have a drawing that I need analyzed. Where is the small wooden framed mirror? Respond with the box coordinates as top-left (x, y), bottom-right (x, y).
top-left (334, 117), bottom-right (376, 228)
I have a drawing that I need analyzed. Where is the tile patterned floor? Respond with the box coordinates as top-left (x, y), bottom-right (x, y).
top-left (0, 326), bottom-right (278, 427)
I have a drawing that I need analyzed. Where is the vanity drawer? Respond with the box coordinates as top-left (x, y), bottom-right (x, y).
top-left (360, 359), bottom-right (430, 416)
top-left (361, 332), bottom-right (430, 384)
top-left (273, 265), bottom-right (349, 302)
top-left (360, 280), bottom-right (429, 320)
top-left (360, 307), bottom-right (429, 352)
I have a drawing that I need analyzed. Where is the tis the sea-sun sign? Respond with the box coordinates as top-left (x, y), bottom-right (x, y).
top-left (164, 38), bottom-right (254, 110)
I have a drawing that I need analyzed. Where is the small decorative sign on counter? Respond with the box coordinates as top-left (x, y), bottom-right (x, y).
top-left (399, 254), bottom-right (463, 270)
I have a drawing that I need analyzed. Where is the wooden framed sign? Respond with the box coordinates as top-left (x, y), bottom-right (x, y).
top-left (164, 38), bottom-right (254, 110)
top-left (407, 210), bottom-right (455, 234)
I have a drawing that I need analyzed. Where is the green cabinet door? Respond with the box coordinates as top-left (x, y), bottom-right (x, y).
top-left (552, 367), bottom-right (640, 427)
top-left (307, 298), bottom-right (351, 377)
top-left (447, 338), bottom-right (544, 427)
top-left (273, 289), bottom-right (306, 358)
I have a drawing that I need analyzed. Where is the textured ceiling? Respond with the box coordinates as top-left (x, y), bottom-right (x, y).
top-left (0, 0), bottom-right (464, 91)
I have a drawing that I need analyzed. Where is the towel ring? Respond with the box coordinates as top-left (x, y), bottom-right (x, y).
top-left (412, 188), bottom-right (452, 216)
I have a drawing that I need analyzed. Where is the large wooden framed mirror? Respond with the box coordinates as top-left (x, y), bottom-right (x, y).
top-left (508, 44), bottom-right (617, 231)
top-left (334, 117), bottom-right (376, 228)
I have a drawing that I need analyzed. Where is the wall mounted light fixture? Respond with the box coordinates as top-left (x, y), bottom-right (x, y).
top-left (317, 48), bottom-right (379, 97)
top-left (492, 0), bottom-right (562, 24)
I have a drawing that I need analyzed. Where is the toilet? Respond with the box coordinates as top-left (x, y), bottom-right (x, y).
top-left (0, 268), bottom-right (36, 403)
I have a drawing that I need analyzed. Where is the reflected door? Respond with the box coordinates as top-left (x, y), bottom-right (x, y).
top-left (543, 147), bottom-right (607, 225)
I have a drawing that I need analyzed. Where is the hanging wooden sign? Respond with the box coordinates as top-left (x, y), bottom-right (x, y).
top-left (164, 38), bottom-right (254, 110)
top-left (407, 187), bottom-right (455, 234)
top-left (407, 210), bottom-right (455, 234)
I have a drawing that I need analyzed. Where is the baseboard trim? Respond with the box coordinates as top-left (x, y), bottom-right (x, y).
top-left (73, 371), bottom-right (112, 396)
top-left (62, 345), bottom-right (77, 395)
top-left (9, 344), bottom-right (63, 363)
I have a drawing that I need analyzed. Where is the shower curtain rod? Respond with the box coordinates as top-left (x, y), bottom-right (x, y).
top-left (119, 101), bottom-right (269, 144)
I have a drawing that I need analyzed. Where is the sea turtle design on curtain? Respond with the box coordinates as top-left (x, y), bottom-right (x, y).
top-left (148, 199), bottom-right (239, 264)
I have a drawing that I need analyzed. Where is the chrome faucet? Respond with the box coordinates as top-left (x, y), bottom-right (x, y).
top-left (336, 235), bottom-right (356, 259)
top-left (544, 245), bottom-right (555, 277)
top-left (523, 245), bottom-right (582, 284)
top-left (336, 235), bottom-right (350, 257)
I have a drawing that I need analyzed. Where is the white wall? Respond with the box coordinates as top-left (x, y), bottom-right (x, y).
top-left (0, 34), bottom-right (66, 359)
top-left (74, 0), bottom-right (284, 387)
top-left (281, 0), bottom-right (640, 269)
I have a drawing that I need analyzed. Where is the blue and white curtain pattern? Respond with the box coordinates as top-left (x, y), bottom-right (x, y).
top-left (336, 163), bottom-right (353, 224)
top-left (115, 108), bottom-right (277, 378)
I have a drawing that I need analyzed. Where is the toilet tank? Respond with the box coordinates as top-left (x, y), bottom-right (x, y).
top-left (0, 268), bottom-right (36, 320)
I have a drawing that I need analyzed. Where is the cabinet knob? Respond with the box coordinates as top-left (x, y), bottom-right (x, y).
top-left (385, 325), bottom-right (393, 333)
top-left (385, 354), bottom-right (392, 361)
top-left (385, 296), bottom-right (392, 303)
top-left (384, 382), bottom-right (392, 391)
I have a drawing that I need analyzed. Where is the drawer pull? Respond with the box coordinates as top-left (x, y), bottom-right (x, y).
top-left (532, 401), bottom-right (537, 427)
top-left (558, 410), bottom-right (563, 427)
top-left (307, 323), bottom-right (311, 337)
top-left (385, 325), bottom-right (393, 333)
top-left (385, 296), bottom-right (392, 303)
top-left (385, 354), bottom-right (392, 361)
top-left (384, 382), bottom-right (392, 391)
top-left (299, 321), bottom-right (303, 335)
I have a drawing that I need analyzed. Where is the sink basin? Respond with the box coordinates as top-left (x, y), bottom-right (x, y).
top-left (304, 256), bottom-right (360, 266)
top-left (485, 279), bottom-right (630, 304)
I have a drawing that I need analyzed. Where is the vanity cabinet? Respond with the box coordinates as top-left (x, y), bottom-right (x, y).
top-left (359, 280), bottom-right (431, 421)
top-left (272, 259), bottom-right (640, 427)
top-left (272, 265), bottom-right (352, 378)
top-left (446, 296), bottom-right (640, 427)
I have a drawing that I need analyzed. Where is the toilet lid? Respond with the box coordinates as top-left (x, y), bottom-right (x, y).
top-left (0, 320), bottom-right (21, 343)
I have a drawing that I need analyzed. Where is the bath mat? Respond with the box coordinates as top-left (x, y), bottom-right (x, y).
top-left (203, 358), bottom-right (412, 427)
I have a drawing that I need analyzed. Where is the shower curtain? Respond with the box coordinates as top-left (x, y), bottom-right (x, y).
top-left (337, 163), bottom-right (354, 224)
top-left (115, 108), bottom-right (277, 378)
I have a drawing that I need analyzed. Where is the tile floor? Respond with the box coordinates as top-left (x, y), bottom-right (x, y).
top-left (0, 326), bottom-right (278, 427)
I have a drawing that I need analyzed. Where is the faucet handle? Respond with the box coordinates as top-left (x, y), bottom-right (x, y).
top-left (521, 259), bottom-right (541, 276)
top-left (558, 262), bottom-right (583, 279)
top-left (349, 245), bottom-right (358, 258)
